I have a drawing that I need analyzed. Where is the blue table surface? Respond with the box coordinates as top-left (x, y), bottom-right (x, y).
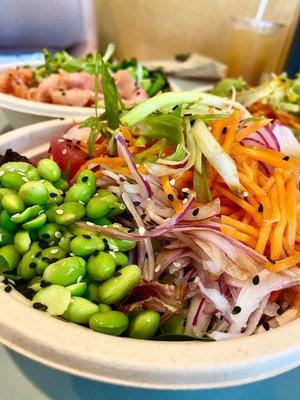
top-left (0, 344), bottom-right (299, 400)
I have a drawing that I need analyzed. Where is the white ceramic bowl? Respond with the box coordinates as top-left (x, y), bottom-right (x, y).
top-left (0, 119), bottom-right (299, 389)
top-left (0, 61), bottom-right (99, 129)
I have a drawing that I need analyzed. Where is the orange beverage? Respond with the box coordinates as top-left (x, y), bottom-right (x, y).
top-left (227, 17), bottom-right (285, 86)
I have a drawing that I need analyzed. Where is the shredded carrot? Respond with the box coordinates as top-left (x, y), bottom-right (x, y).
top-left (220, 206), bottom-right (235, 215)
top-left (265, 253), bottom-right (300, 272)
top-left (229, 210), bottom-right (245, 220)
top-left (221, 215), bottom-right (259, 238)
top-left (221, 225), bottom-right (257, 248)
top-left (120, 126), bottom-right (134, 146)
top-left (242, 214), bottom-right (252, 224)
top-left (294, 293), bottom-right (300, 315)
top-left (160, 176), bottom-right (183, 213)
top-left (175, 170), bottom-right (193, 191)
top-left (269, 290), bottom-right (281, 303)
top-left (286, 173), bottom-right (298, 250)
top-left (255, 222), bottom-right (272, 254)
top-left (236, 119), bottom-right (269, 142)
top-left (222, 110), bottom-right (241, 152)
top-left (238, 172), bottom-right (265, 198)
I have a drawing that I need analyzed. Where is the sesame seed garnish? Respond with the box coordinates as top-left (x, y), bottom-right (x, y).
top-left (133, 201), bottom-right (141, 206)
top-left (83, 234), bottom-right (91, 239)
top-left (232, 306), bottom-right (241, 315)
top-left (49, 192), bottom-right (58, 198)
top-left (50, 248), bottom-right (59, 254)
top-left (173, 262), bottom-right (181, 268)
top-left (167, 194), bottom-right (174, 201)
top-left (86, 221), bottom-right (95, 226)
top-left (79, 201), bottom-right (85, 205)
top-left (222, 127), bottom-right (227, 135)
top-left (54, 231), bottom-right (62, 238)
top-left (262, 321), bottom-right (270, 331)
top-left (243, 191), bottom-right (249, 197)
top-left (182, 187), bottom-right (189, 193)
top-left (0, 171), bottom-right (4, 176)
top-left (139, 227), bottom-right (145, 236)
top-left (128, 228), bottom-right (135, 233)
top-left (29, 262), bottom-right (37, 269)
top-left (69, 253), bottom-right (75, 257)
top-left (93, 250), bottom-right (100, 257)
top-left (258, 204), bottom-right (263, 213)
top-left (170, 178), bottom-right (176, 186)
top-left (277, 306), bottom-right (284, 315)
top-left (56, 209), bottom-right (63, 215)
top-left (282, 156), bottom-right (289, 161)
top-left (267, 257), bottom-right (276, 264)
top-left (33, 302), bottom-right (45, 310)
top-left (183, 198), bottom-right (188, 204)
top-left (252, 275), bottom-right (260, 285)
top-left (109, 251), bottom-right (116, 258)
top-left (4, 285), bottom-right (12, 293)
top-left (58, 139), bottom-right (64, 143)
top-left (77, 276), bottom-right (83, 283)
top-left (22, 177), bottom-right (29, 182)
top-left (192, 208), bottom-right (199, 216)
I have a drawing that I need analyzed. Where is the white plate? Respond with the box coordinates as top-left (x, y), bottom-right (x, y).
top-left (0, 61), bottom-right (100, 129)
top-left (0, 119), bottom-right (299, 389)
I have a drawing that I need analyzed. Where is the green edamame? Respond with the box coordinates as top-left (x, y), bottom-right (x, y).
top-left (43, 256), bottom-right (86, 286)
top-left (44, 204), bottom-right (58, 222)
top-left (70, 236), bottom-right (105, 257)
top-left (68, 224), bottom-right (97, 237)
top-left (37, 159), bottom-right (61, 182)
top-left (14, 230), bottom-right (31, 254)
top-left (32, 285), bottom-right (71, 315)
top-left (35, 246), bottom-right (67, 274)
top-left (58, 231), bottom-right (74, 253)
top-left (22, 213), bottom-right (47, 230)
top-left (53, 178), bottom-right (69, 192)
top-left (89, 311), bottom-right (129, 336)
top-left (17, 242), bottom-right (41, 280)
top-left (65, 182), bottom-right (92, 204)
top-left (90, 216), bottom-right (112, 226)
top-left (98, 303), bottom-right (112, 312)
top-left (161, 313), bottom-right (185, 335)
top-left (0, 245), bottom-right (21, 273)
top-left (66, 282), bottom-right (87, 296)
top-left (43, 181), bottom-right (64, 205)
top-left (0, 172), bottom-right (26, 191)
top-left (28, 276), bottom-right (44, 292)
top-left (0, 210), bottom-right (18, 232)
top-left (87, 251), bottom-right (116, 281)
top-left (114, 252), bottom-right (128, 267)
top-left (63, 297), bottom-right (99, 324)
top-left (19, 181), bottom-right (48, 205)
top-left (53, 202), bottom-right (85, 225)
top-left (85, 282), bottom-right (100, 304)
top-left (98, 264), bottom-right (141, 304)
top-left (2, 193), bottom-right (25, 214)
top-left (0, 227), bottom-right (14, 246)
top-left (128, 310), bottom-right (160, 339)
top-left (104, 237), bottom-right (136, 252)
top-left (76, 170), bottom-right (96, 195)
top-left (86, 197), bottom-right (112, 219)
top-left (38, 223), bottom-right (62, 245)
top-left (11, 205), bottom-right (42, 223)
top-left (0, 162), bottom-right (35, 176)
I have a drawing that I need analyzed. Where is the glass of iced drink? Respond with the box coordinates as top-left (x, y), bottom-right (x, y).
top-left (227, 17), bottom-right (285, 86)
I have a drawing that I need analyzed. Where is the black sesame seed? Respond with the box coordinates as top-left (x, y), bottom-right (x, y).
top-left (22, 289), bottom-right (35, 300)
top-left (33, 302), bottom-right (45, 310)
top-left (277, 306), bottom-right (284, 315)
top-left (41, 233), bottom-right (50, 239)
top-left (82, 176), bottom-right (88, 182)
top-left (4, 285), bottom-right (12, 293)
top-left (192, 208), bottom-right (199, 216)
top-left (85, 156), bottom-right (91, 161)
top-left (40, 280), bottom-right (49, 288)
top-left (252, 275), bottom-right (260, 285)
top-left (258, 204), bottom-right (264, 213)
top-left (35, 251), bottom-right (42, 257)
top-left (49, 258), bottom-right (59, 264)
top-left (77, 140), bottom-right (81, 145)
top-left (38, 241), bottom-right (48, 249)
top-left (283, 156), bottom-right (289, 161)
top-left (182, 192), bottom-right (189, 199)
top-left (190, 119), bottom-right (195, 127)
top-left (141, 213), bottom-right (147, 219)
top-left (167, 194), bottom-right (174, 201)
top-left (267, 257), bottom-right (276, 265)
top-left (42, 257), bottom-right (50, 262)
top-left (232, 306), bottom-right (241, 315)
top-left (93, 249), bottom-right (100, 257)
top-left (61, 193), bottom-right (66, 198)
top-left (3, 278), bottom-right (9, 285)
top-left (262, 321), bottom-right (270, 331)
top-left (222, 127), bottom-right (227, 135)
top-left (29, 262), bottom-right (37, 269)
top-left (49, 192), bottom-right (58, 198)
top-left (119, 177), bottom-right (125, 182)
top-left (83, 234), bottom-right (91, 239)
top-left (127, 228), bottom-right (135, 233)
top-left (133, 201), bottom-right (141, 206)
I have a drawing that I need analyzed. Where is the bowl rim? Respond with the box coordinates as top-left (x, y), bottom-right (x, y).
top-left (0, 118), bottom-right (299, 390)
top-left (0, 60), bottom-right (102, 118)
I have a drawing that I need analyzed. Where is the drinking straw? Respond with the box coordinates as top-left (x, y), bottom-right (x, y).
top-left (254, 0), bottom-right (269, 23)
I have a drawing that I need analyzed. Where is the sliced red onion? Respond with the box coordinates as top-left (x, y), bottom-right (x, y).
top-left (271, 121), bottom-right (300, 158)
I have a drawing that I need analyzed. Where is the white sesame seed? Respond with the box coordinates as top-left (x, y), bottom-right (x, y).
top-left (139, 227), bottom-right (145, 236)
top-left (54, 231), bottom-right (62, 238)
top-left (79, 201), bottom-right (85, 205)
top-left (22, 176), bottom-right (29, 182)
top-left (165, 217), bottom-right (170, 222)
top-left (146, 198), bottom-right (151, 202)
top-left (38, 210), bottom-right (44, 215)
top-left (109, 244), bottom-right (119, 251)
top-left (136, 164), bottom-right (140, 167)
top-left (182, 187), bottom-right (189, 192)
top-left (69, 252), bottom-right (75, 256)
top-left (0, 234), bottom-right (2, 241)
top-left (183, 198), bottom-right (188, 204)
top-left (76, 276), bottom-right (83, 283)
top-left (17, 171), bottom-right (25, 176)
top-left (113, 223), bottom-right (122, 228)
top-left (154, 265), bottom-right (161, 273)
top-left (56, 209), bottom-right (63, 215)
top-left (243, 191), bottom-right (249, 197)
top-left (50, 248), bottom-right (59, 254)
top-left (86, 221), bottom-right (95, 226)
top-left (103, 225), bottom-right (108, 228)
top-left (109, 251), bottom-right (116, 258)
top-left (58, 139), bottom-right (64, 143)
top-left (173, 262), bottom-right (181, 268)
top-left (62, 149), bottom-right (67, 155)
top-left (0, 171), bottom-right (4, 177)
top-left (170, 178), bottom-right (176, 186)
top-left (8, 279), bottom-right (14, 285)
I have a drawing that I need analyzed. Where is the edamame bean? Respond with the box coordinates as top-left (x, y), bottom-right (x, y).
top-left (37, 159), bottom-right (61, 182)
top-left (0, 188), bottom-right (15, 204)
top-left (106, 202), bottom-right (126, 218)
top-left (68, 224), bottom-right (97, 237)
top-left (87, 251), bottom-right (116, 281)
top-left (35, 246), bottom-right (67, 274)
top-left (22, 213), bottom-right (46, 230)
top-left (43, 181), bottom-right (64, 205)
top-left (0, 162), bottom-right (34, 176)
top-left (19, 181), bottom-right (48, 205)
top-left (26, 168), bottom-right (40, 181)
top-left (128, 310), bottom-right (160, 339)
top-left (53, 202), bottom-right (85, 225)
top-left (76, 170), bottom-right (96, 195)
top-left (63, 297), bottom-right (99, 324)
top-left (0, 227), bottom-right (14, 246)
top-left (17, 242), bottom-right (41, 280)
top-left (0, 172), bottom-right (26, 191)
top-left (98, 303), bottom-right (112, 312)
top-left (85, 282), bottom-right (100, 304)
top-left (28, 276), bottom-right (44, 292)
top-left (32, 285), bottom-right (71, 315)
top-left (0, 245), bottom-right (21, 273)
top-left (43, 256), bottom-right (86, 286)
top-left (38, 223), bottom-right (62, 245)
top-left (58, 231), bottom-right (74, 253)
top-left (66, 282), bottom-right (87, 296)
top-left (65, 182), bottom-right (92, 204)
top-left (161, 313), bottom-right (185, 335)
top-left (91, 217), bottom-right (112, 226)
top-left (104, 237), bottom-right (136, 252)
top-left (14, 230), bottom-right (31, 254)
top-left (11, 205), bottom-right (42, 223)
top-left (86, 197), bottom-right (112, 219)
top-left (53, 178), bottom-right (69, 192)
top-left (98, 264), bottom-right (141, 304)
top-left (2, 193), bottom-right (25, 214)
top-left (70, 236), bottom-right (105, 257)
top-left (114, 252), bottom-right (128, 267)
top-left (44, 205), bottom-right (58, 222)
top-left (89, 311), bottom-right (129, 336)
top-left (0, 210), bottom-right (18, 232)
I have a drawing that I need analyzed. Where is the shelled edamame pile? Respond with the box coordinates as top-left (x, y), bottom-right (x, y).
top-left (0, 158), bottom-right (160, 339)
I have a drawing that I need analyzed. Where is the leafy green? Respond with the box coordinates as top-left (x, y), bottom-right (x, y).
top-left (80, 116), bottom-right (104, 156)
top-left (210, 77), bottom-right (247, 97)
top-left (134, 138), bottom-right (167, 164)
top-left (193, 159), bottom-right (212, 203)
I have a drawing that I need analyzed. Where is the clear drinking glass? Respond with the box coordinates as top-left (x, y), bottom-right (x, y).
top-left (227, 17), bottom-right (285, 86)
